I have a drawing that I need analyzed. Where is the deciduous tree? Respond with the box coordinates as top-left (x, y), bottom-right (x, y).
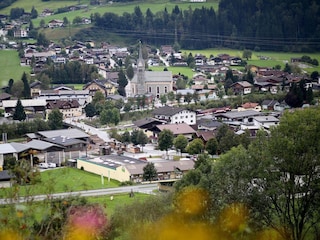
top-left (173, 134), bottom-right (188, 155)
top-left (158, 129), bottom-right (174, 157)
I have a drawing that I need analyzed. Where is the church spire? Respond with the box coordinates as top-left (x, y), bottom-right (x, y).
top-left (137, 41), bottom-right (145, 69)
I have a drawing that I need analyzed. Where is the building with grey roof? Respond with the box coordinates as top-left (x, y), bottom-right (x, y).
top-left (37, 129), bottom-right (89, 140)
top-left (152, 106), bottom-right (196, 125)
top-left (77, 155), bottom-right (194, 182)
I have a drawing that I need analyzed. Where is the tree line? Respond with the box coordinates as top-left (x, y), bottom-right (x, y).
top-left (84, 0), bottom-right (320, 51)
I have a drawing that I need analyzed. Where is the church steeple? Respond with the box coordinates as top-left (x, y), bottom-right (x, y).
top-left (137, 41), bottom-right (145, 71)
top-left (136, 41), bottom-right (146, 94)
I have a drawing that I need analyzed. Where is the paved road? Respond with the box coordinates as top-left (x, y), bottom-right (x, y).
top-left (64, 117), bottom-right (111, 142)
top-left (0, 183), bottom-right (158, 205)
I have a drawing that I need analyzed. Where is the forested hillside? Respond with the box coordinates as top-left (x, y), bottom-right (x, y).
top-left (79, 0), bottom-right (320, 51)
top-left (0, 0), bottom-right (17, 10)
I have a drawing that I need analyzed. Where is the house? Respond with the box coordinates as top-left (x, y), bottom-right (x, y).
top-left (1, 99), bottom-right (47, 117)
top-left (37, 89), bottom-right (91, 107)
top-left (230, 81), bottom-right (253, 95)
top-left (197, 118), bottom-right (223, 131)
top-left (83, 79), bottom-right (108, 97)
top-left (214, 110), bottom-right (262, 126)
top-left (252, 116), bottom-right (280, 130)
top-left (133, 117), bottom-right (167, 138)
top-left (238, 102), bottom-right (261, 112)
top-left (14, 28), bottom-right (28, 38)
top-left (261, 100), bottom-right (281, 111)
top-left (48, 19), bottom-right (64, 28)
top-left (46, 100), bottom-right (82, 118)
top-left (30, 81), bottom-right (42, 97)
top-left (0, 142), bottom-right (31, 170)
top-left (195, 130), bottom-right (215, 145)
top-left (152, 106), bottom-right (196, 125)
top-left (154, 123), bottom-right (196, 140)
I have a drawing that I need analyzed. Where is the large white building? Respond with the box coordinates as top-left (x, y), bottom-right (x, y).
top-left (152, 106), bottom-right (197, 125)
top-left (126, 45), bottom-right (173, 98)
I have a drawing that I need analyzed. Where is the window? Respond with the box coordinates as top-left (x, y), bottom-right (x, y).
top-left (149, 87), bottom-right (152, 92)
top-left (157, 87), bottom-right (160, 94)
top-left (164, 86), bottom-right (167, 93)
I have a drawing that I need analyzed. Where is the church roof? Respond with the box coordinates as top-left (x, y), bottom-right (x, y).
top-left (131, 71), bottom-right (172, 83)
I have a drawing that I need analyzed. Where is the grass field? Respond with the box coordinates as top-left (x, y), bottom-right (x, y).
top-left (87, 192), bottom-right (150, 216)
top-left (182, 48), bottom-right (320, 74)
top-left (1, 0), bottom-right (218, 27)
top-left (0, 167), bottom-right (120, 198)
top-left (150, 65), bottom-right (195, 79)
top-left (0, 50), bottom-right (31, 86)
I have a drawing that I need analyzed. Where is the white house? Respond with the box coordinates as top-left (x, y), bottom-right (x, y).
top-left (152, 106), bottom-right (196, 125)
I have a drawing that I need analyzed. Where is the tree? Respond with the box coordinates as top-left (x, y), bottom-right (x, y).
top-left (39, 19), bottom-right (45, 28)
top-left (63, 16), bottom-right (69, 26)
top-left (184, 92), bottom-right (192, 104)
top-left (143, 162), bottom-right (157, 181)
top-left (205, 137), bottom-right (218, 156)
top-left (160, 94), bottom-right (167, 106)
top-left (37, 32), bottom-right (50, 47)
top-left (186, 138), bottom-right (204, 155)
top-left (167, 91), bottom-right (175, 103)
top-left (5, 78), bottom-right (14, 94)
top-left (178, 108), bottom-right (320, 240)
top-left (126, 65), bottom-right (134, 81)
top-left (13, 99), bottom-right (26, 121)
top-left (73, 16), bottom-right (83, 25)
top-left (31, 6), bottom-right (38, 19)
top-left (310, 71), bottom-right (319, 80)
top-left (117, 69), bottom-right (128, 97)
top-left (111, 108), bottom-right (120, 125)
top-left (121, 131), bottom-right (131, 143)
top-left (21, 72), bottom-right (31, 99)
top-left (176, 92), bottom-right (182, 104)
top-left (158, 129), bottom-right (174, 157)
top-left (192, 91), bottom-right (199, 104)
top-left (173, 135), bottom-right (188, 155)
top-left (48, 108), bottom-right (63, 130)
top-left (242, 49), bottom-right (252, 60)
top-left (84, 103), bottom-right (96, 118)
top-left (137, 130), bottom-right (148, 151)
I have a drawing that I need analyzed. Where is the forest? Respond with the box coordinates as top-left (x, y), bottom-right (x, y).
top-left (80, 0), bottom-right (320, 51)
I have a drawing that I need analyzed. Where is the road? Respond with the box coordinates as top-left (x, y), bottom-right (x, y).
top-left (0, 183), bottom-right (158, 205)
top-left (64, 117), bottom-right (111, 142)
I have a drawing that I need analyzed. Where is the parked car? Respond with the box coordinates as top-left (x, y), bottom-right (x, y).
top-left (48, 163), bottom-right (57, 168)
top-left (38, 163), bottom-right (48, 169)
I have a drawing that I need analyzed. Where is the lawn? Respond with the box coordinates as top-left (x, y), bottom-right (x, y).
top-left (0, 167), bottom-right (120, 198)
top-left (181, 48), bottom-right (320, 74)
top-left (0, 50), bottom-right (31, 86)
top-left (149, 66), bottom-right (195, 79)
top-left (24, 0), bottom-right (219, 27)
top-left (87, 192), bottom-right (150, 216)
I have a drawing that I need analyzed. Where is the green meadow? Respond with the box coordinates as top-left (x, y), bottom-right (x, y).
top-left (0, 50), bottom-right (31, 87)
top-left (0, 0), bottom-right (219, 27)
top-left (150, 65), bottom-right (195, 79)
top-left (0, 167), bottom-right (120, 198)
top-left (182, 48), bottom-right (320, 74)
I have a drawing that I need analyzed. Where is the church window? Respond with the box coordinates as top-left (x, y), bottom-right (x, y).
top-left (149, 87), bottom-right (152, 92)
top-left (164, 86), bottom-right (167, 93)
top-left (157, 87), bottom-right (160, 93)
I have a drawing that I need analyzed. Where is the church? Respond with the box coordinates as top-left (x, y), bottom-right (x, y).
top-left (126, 45), bottom-right (173, 98)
